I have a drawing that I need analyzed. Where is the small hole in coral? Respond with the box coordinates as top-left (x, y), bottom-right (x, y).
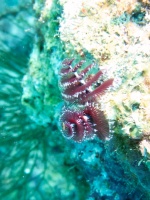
top-left (132, 103), bottom-right (140, 111)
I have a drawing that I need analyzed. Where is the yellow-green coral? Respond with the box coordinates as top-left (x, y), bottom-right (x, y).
top-left (59, 0), bottom-right (150, 159)
top-left (59, 0), bottom-right (150, 61)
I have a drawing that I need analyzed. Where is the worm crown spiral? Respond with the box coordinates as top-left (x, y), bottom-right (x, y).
top-left (59, 59), bottom-right (113, 142)
top-left (60, 59), bottom-right (113, 104)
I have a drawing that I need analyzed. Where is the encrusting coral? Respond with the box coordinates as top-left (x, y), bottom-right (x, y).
top-left (21, 0), bottom-right (150, 199)
top-left (59, 0), bottom-right (150, 161)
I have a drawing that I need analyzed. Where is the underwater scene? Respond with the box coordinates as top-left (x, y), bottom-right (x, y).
top-left (0, 0), bottom-right (150, 199)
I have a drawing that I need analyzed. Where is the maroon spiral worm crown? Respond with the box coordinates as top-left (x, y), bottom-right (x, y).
top-left (60, 59), bottom-right (113, 104)
top-left (59, 59), bottom-right (113, 142)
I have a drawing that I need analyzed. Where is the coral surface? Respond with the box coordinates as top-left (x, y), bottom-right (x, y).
top-left (59, 0), bottom-right (150, 161)
top-left (21, 0), bottom-right (150, 199)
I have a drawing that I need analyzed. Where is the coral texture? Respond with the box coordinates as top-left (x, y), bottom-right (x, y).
top-left (21, 0), bottom-right (150, 199)
top-left (59, 0), bottom-right (150, 162)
